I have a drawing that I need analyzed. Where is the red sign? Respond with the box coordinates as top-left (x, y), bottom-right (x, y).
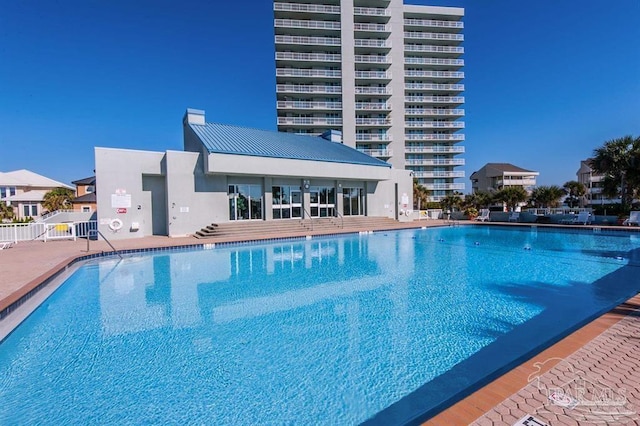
top-left (116, 208), bottom-right (127, 214)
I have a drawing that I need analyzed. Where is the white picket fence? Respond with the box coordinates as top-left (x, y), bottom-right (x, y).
top-left (0, 221), bottom-right (97, 243)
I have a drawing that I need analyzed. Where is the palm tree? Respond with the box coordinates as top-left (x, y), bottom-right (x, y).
top-left (529, 185), bottom-right (565, 209)
top-left (563, 181), bottom-right (586, 208)
top-left (463, 191), bottom-right (493, 210)
top-left (42, 187), bottom-right (75, 213)
top-left (493, 186), bottom-right (528, 212)
top-left (440, 191), bottom-right (463, 213)
top-left (412, 179), bottom-right (431, 210)
top-left (0, 202), bottom-right (14, 221)
top-left (590, 135), bottom-right (640, 211)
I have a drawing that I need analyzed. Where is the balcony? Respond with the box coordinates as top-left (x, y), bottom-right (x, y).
top-left (276, 84), bottom-right (342, 94)
top-left (404, 32), bottom-right (464, 42)
top-left (405, 146), bottom-right (465, 154)
top-left (354, 23), bottom-right (390, 32)
top-left (355, 86), bottom-right (392, 95)
top-left (274, 19), bottom-right (341, 31)
top-left (276, 52), bottom-right (341, 63)
top-left (355, 118), bottom-right (391, 126)
top-left (405, 96), bottom-right (464, 104)
top-left (353, 6), bottom-right (389, 16)
top-left (405, 158), bottom-right (465, 166)
top-left (409, 171), bottom-right (465, 178)
top-left (275, 35), bottom-right (341, 47)
top-left (276, 68), bottom-right (341, 79)
top-left (356, 134), bottom-right (392, 142)
top-left (358, 148), bottom-right (393, 158)
top-left (497, 178), bottom-right (537, 186)
top-left (277, 101), bottom-right (342, 110)
top-left (405, 121), bottom-right (465, 129)
top-left (404, 70), bottom-right (464, 79)
top-left (277, 117), bottom-right (343, 126)
top-left (403, 18), bottom-right (464, 29)
top-left (421, 183), bottom-right (466, 191)
top-left (405, 57), bottom-right (464, 67)
top-left (274, 3), bottom-right (340, 14)
top-left (355, 101), bottom-right (391, 110)
top-left (354, 39), bottom-right (391, 48)
top-left (404, 45), bottom-right (464, 54)
top-left (405, 108), bottom-right (464, 116)
top-left (354, 54), bottom-right (391, 64)
top-left (405, 133), bottom-right (465, 141)
top-left (354, 70), bottom-right (392, 80)
top-left (404, 83), bottom-right (464, 91)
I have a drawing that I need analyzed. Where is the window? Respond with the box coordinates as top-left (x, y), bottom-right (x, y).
top-left (82, 206), bottom-right (92, 213)
top-left (23, 203), bottom-right (38, 217)
top-left (85, 186), bottom-right (95, 193)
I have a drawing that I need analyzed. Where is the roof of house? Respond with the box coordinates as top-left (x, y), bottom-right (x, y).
top-left (0, 169), bottom-right (73, 189)
top-left (72, 193), bottom-right (96, 203)
top-left (3, 190), bottom-right (49, 202)
top-left (72, 176), bottom-right (96, 186)
top-left (471, 163), bottom-right (539, 178)
top-left (188, 122), bottom-right (391, 168)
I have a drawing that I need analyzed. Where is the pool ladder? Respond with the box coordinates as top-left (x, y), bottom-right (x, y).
top-left (87, 229), bottom-right (123, 259)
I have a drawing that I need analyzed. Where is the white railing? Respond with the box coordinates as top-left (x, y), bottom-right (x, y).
top-left (405, 158), bottom-right (465, 166)
top-left (0, 220), bottom-right (97, 243)
top-left (355, 118), bottom-right (391, 126)
top-left (39, 209), bottom-right (74, 221)
top-left (358, 148), bottom-right (393, 157)
top-left (526, 207), bottom-right (593, 215)
top-left (277, 101), bottom-right (342, 110)
top-left (277, 117), bottom-right (343, 126)
top-left (405, 57), bottom-right (464, 66)
top-left (410, 171), bottom-right (465, 178)
top-left (354, 23), bottom-right (390, 32)
top-left (353, 6), bottom-right (389, 16)
top-left (355, 70), bottom-right (392, 79)
top-left (355, 134), bottom-right (391, 142)
top-left (405, 96), bottom-right (464, 103)
top-left (404, 31), bottom-right (464, 41)
top-left (354, 39), bottom-right (391, 48)
top-left (276, 52), bottom-right (341, 62)
top-left (405, 83), bottom-right (465, 91)
top-left (405, 146), bottom-right (465, 153)
top-left (405, 133), bottom-right (465, 141)
top-left (404, 45), bottom-right (464, 54)
top-left (405, 70), bottom-right (464, 79)
top-left (405, 121), bottom-right (465, 128)
top-left (276, 84), bottom-right (342, 93)
top-left (355, 102), bottom-right (391, 110)
top-left (275, 35), bottom-right (341, 46)
top-left (405, 108), bottom-right (465, 116)
top-left (274, 2), bottom-right (340, 14)
top-left (355, 86), bottom-right (391, 95)
top-left (277, 68), bottom-right (341, 78)
top-left (404, 19), bottom-right (463, 29)
top-left (423, 183), bottom-right (466, 190)
top-left (274, 19), bottom-right (341, 30)
top-left (497, 178), bottom-right (537, 186)
top-left (354, 55), bottom-right (391, 64)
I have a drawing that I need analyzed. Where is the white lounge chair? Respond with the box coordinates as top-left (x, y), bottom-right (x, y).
top-left (0, 241), bottom-right (14, 250)
top-left (562, 211), bottom-right (591, 225)
top-left (475, 209), bottom-right (490, 222)
top-left (508, 212), bottom-right (520, 222)
top-left (623, 211), bottom-right (640, 226)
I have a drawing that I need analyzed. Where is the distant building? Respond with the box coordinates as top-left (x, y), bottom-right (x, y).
top-left (274, 0), bottom-right (466, 201)
top-left (71, 176), bottom-right (97, 213)
top-left (0, 169), bottom-right (73, 220)
top-left (470, 163), bottom-right (539, 193)
top-left (576, 159), bottom-right (620, 205)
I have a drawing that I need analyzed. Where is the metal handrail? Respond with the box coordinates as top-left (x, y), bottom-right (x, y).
top-left (334, 210), bottom-right (344, 229)
top-left (302, 207), bottom-right (314, 231)
top-left (87, 229), bottom-right (123, 259)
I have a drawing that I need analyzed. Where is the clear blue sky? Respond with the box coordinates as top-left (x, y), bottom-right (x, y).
top-left (1, 0), bottom-right (638, 188)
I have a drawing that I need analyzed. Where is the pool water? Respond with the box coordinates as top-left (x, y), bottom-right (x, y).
top-left (1, 226), bottom-right (640, 424)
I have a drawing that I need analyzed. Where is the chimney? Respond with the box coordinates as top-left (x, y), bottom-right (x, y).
top-left (183, 108), bottom-right (205, 126)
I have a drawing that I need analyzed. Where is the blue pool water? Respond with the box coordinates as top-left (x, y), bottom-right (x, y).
top-left (1, 226), bottom-right (640, 424)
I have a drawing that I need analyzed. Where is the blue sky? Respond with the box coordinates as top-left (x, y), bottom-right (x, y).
top-left (1, 0), bottom-right (638, 188)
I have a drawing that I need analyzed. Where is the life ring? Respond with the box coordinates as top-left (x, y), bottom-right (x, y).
top-left (109, 218), bottom-right (124, 231)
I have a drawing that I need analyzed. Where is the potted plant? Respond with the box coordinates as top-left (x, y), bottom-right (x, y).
top-left (465, 207), bottom-right (478, 220)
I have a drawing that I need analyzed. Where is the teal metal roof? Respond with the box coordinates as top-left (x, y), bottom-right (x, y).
top-left (189, 122), bottom-right (390, 168)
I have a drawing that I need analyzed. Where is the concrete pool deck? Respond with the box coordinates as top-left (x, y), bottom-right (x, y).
top-left (1, 220), bottom-right (639, 425)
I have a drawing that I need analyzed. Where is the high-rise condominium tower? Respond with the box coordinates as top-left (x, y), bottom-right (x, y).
top-left (274, 0), bottom-right (465, 201)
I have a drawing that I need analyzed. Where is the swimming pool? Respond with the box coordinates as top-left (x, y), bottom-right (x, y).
top-left (1, 226), bottom-right (639, 424)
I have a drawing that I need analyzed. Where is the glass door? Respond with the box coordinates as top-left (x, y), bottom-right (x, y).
top-left (291, 190), bottom-right (302, 219)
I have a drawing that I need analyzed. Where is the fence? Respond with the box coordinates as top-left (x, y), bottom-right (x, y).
top-left (0, 221), bottom-right (97, 243)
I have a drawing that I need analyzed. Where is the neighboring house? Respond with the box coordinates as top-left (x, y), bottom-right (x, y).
top-left (577, 158), bottom-right (620, 206)
top-left (470, 163), bottom-right (539, 194)
top-left (71, 176), bottom-right (97, 213)
top-left (95, 109), bottom-right (412, 240)
top-left (0, 169), bottom-right (74, 220)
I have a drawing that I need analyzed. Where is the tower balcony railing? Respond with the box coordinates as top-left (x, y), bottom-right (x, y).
top-left (405, 96), bottom-right (464, 103)
top-left (354, 54), bottom-right (391, 64)
top-left (405, 57), bottom-right (464, 66)
top-left (406, 158), bottom-right (465, 166)
top-left (404, 70), bottom-right (464, 79)
top-left (404, 18), bottom-right (464, 29)
top-left (404, 31), bottom-right (464, 41)
top-left (405, 83), bottom-right (465, 91)
top-left (276, 84), bottom-right (342, 94)
top-left (358, 148), bottom-right (393, 158)
top-left (276, 52), bottom-right (341, 62)
top-left (422, 183), bottom-right (466, 191)
top-left (405, 108), bottom-right (464, 116)
top-left (405, 133), bottom-right (465, 141)
top-left (275, 19), bottom-right (341, 30)
top-left (277, 101), bottom-right (342, 110)
top-left (354, 23), bottom-right (390, 32)
top-left (356, 86), bottom-right (392, 95)
top-left (404, 45), bottom-right (464, 54)
top-left (276, 68), bottom-right (341, 78)
top-left (409, 171), bottom-right (465, 178)
top-left (275, 35), bottom-right (341, 46)
top-left (355, 71), bottom-right (392, 80)
top-left (496, 178), bottom-right (538, 186)
top-left (355, 118), bottom-right (391, 126)
top-left (355, 102), bottom-right (391, 110)
top-left (353, 6), bottom-right (389, 16)
top-left (355, 134), bottom-right (392, 142)
top-left (405, 121), bottom-right (465, 128)
top-left (354, 39), bottom-right (391, 48)
top-left (277, 117), bottom-right (343, 126)
top-left (405, 146), bottom-right (465, 153)
top-left (274, 2), bottom-right (341, 14)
